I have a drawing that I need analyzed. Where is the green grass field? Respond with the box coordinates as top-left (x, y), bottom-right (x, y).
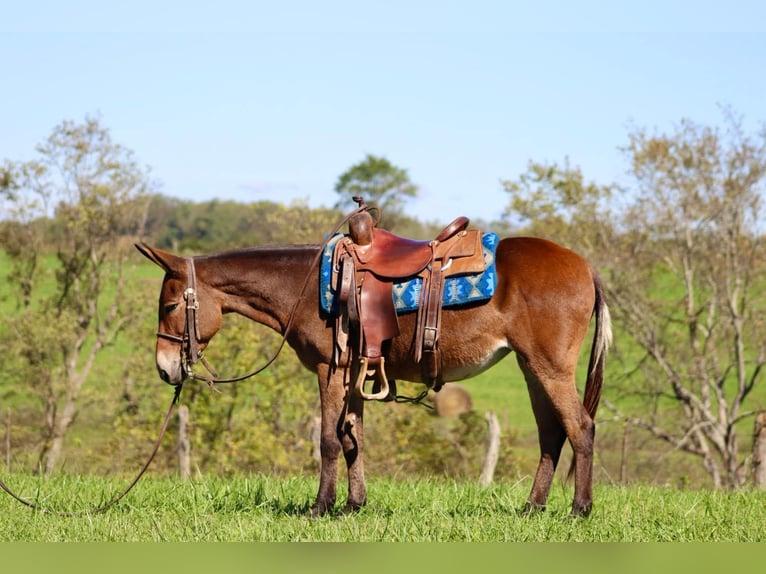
top-left (1, 473), bottom-right (764, 542)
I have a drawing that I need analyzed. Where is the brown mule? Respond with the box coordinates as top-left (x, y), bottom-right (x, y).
top-left (136, 233), bottom-right (611, 517)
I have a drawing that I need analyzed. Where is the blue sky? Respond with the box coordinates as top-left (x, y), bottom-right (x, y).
top-left (2, 1), bottom-right (765, 224)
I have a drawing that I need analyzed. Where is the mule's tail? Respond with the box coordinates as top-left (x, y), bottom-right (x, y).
top-left (582, 272), bottom-right (612, 421)
top-left (566, 272), bottom-right (612, 483)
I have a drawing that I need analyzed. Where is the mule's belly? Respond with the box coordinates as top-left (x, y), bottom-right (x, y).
top-left (440, 342), bottom-right (512, 381)
top-left (385, 333), bottom-right (511, 384)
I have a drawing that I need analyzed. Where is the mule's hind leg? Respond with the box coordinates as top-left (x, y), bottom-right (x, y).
top-left (521, 367), bottom-right (567, 513)
top-left (518, 357), bottom-right (595, 517)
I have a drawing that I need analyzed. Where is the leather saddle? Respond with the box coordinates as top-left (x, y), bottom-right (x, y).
top-left (333, 205), bottom-right (486, 401)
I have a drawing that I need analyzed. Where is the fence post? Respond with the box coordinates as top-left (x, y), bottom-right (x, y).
top-left (178, 404), bottom-right (191, 480)
top-left (754, 411), bottom-right (766, 489)
top-left (5, 408), bottom-right (9, 472)
top-left (480, 411), bottom-right (500, 486)
top-left (620, 419), bottom-right (630, 485)
top-left (310, 415), bottom-right (321, 465)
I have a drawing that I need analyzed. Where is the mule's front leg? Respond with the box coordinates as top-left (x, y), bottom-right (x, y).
top-left (311, 365), bottom-right (345, 517)
top-left (340, 389), bottom-right (366, 513)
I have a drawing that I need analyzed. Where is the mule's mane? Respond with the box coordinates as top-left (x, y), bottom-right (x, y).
top-left (197, 244), bottom-right (321, 262)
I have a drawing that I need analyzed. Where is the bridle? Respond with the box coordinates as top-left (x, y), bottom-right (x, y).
top-left (155, 258), bottom-right (224, 383)
top-left (155, 256), bottom-right (292, 386)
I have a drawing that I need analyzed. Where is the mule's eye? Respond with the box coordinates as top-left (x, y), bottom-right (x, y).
top-left (163, 302), bottom-right (180, 315)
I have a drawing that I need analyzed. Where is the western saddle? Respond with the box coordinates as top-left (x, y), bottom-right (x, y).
top-left (332, 198), bottom-right (486, 401)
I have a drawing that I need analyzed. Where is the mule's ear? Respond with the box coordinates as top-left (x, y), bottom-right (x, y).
top-left (135, 242), bottom-right (183, 274)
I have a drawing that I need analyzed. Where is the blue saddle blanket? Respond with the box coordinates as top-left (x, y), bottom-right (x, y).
top-left (320, 232), bottom-right (499, 315)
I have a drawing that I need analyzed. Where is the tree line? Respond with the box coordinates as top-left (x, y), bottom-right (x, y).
top-left (1, 111), bottom-right (765, 489)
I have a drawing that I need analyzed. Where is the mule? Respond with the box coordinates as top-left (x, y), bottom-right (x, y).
top-left (136, 231), bottom-right (611, 517)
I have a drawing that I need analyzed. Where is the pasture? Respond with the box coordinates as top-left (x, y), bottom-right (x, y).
top-left (1, 473), bottom-right (764, 542)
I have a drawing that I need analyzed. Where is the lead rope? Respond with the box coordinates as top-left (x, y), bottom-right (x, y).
top-left (0, 385), bottom-right (182, 516)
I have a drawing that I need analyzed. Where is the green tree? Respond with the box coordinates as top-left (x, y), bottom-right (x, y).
top-left (607, 113), bottom-right (766, 489)
top-left (334, 154), bottom-right (418, 230)
top-left (501, 157), bottom-right (617, 260)
top-left (0, 116), bottom-right (156, 474)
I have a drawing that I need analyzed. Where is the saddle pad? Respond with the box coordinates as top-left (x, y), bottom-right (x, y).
top-left (320, 232), bottom-right (499, 315)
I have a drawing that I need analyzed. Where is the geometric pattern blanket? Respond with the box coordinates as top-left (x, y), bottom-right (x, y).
top-left (319, 232), bottom-right (499, 316)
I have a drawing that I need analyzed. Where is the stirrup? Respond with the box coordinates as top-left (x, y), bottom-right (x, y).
top-left (353, 356), bottom-right (392, 401)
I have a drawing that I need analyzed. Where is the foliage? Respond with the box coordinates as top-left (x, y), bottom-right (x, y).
top-left (0, 115), bottom-right (155, 474)
top-left (362, 395), bottom-right (517, 481)
top-left (605, 112), bottom-right (766, 489)
top-left (142, 196), bottom-right (344, 252)
top-left (334, 153), bottom-right (418, 230)
top-left (177, 316), bottom-right (319, 476)
top-left (501, 157), bottom-right (617, 267)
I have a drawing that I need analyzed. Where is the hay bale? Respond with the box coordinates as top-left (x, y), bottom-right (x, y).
top-left (431, 383), bottom-right (473, 417)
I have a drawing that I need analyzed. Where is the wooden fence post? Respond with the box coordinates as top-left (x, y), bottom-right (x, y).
top-left (620, 419), bottom-right (630, 485)
top-left (5, 408), bottom-right (9, 472)
top-left (480, 411), bottom-right (500, 486)
top-left (178, 404), bottom-right (191, 480)
top-left (310, 416), bottom-right (321, 465)
top-left (754, 411), bottom-right (766, 489)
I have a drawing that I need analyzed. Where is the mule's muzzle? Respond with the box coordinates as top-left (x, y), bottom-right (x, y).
top-left (158, 367), bottom-right (173, 385)
top-left (156, 355), bottom-right (185, 386)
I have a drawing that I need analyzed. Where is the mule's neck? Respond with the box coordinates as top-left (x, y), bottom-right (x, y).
top-left (195, 245), bottom-right (321, 334)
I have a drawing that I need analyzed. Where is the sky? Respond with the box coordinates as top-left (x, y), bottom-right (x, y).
top-left (2, 1), bottom-right (766, 225)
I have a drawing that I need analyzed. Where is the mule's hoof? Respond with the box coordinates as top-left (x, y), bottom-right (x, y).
top-left (340, 500), bottom-right (366, 515)
top-left (309, 502), bottom-right (333, 518)
top-left (518, 501), bottom-right (546, 517)
top-left (308, 506), bottom-right (323, 519)
top-left (570, 502), bottom-right (592, 518)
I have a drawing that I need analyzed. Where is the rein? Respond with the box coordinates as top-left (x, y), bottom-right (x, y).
top-left (0, 385), bottom-right (182, 516)
top-left (160, 201), bottom-right (373, 387)
top-left (159, 198), bottom-right (436, 406)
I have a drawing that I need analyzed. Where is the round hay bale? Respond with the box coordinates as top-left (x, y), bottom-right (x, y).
top-left (431, 383), bottom-right (473, 417)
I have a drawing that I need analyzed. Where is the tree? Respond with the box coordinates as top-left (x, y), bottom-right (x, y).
top-left (501, 157), bottom-right (617, 259)
top-left (502, 110), bottom-right (766, 488)
top-left (0, 116), bottom-right (155, 474)
top-left (607, 113), bottom-right (766, 488)
top-left (334, 154), bottom-right (418, 230)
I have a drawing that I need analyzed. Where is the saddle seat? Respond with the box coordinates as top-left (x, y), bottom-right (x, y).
top-left (350, 216), bottom-right (470, 278)
top-left (333, 207), bottom-right (485, 402)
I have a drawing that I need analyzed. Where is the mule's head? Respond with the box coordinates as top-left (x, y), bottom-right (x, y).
top-left (135, 243), bottom-right (223, 385)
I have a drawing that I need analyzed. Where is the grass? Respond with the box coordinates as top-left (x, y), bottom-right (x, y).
top-left (1, 473), bottom-right (765, 542)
